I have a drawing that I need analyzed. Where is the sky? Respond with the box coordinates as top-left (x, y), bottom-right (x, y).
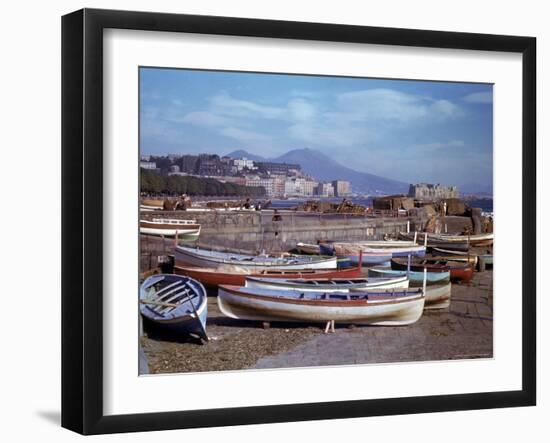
top-left (140, 67), bottom-right (493, 192)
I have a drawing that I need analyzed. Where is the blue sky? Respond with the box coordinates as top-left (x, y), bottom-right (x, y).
top-left (140, 68), bottom-right (493, 192)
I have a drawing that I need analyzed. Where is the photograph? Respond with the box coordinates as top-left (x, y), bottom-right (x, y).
top-left (138, 67), bottom-right (494, 375)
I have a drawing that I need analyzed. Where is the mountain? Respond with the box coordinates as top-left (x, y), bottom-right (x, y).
top-left (274, 148), bottom-right (409, 195)
top-left (226, 148), bottom-right (408, 194)
top-left (225, 150), bottom-right (266, 162)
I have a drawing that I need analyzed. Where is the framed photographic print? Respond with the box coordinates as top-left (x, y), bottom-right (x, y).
top-left (61, 8), bottom-right (536, 435)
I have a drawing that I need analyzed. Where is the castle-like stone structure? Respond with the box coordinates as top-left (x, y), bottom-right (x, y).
top-left (408, 183), bottom-right (459, 200)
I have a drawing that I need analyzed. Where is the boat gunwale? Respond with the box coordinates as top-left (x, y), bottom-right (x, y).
top-left (218, 285), bottom-right (424, 307)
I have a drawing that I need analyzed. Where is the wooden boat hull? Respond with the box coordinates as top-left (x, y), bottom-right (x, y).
top-left (140, 274), bottom-right (208, 340)
top-left (139, 220), bottom-right (201, 238)
top-left (423, 283), bottom-right (452, 309)
top-left (320, 243), bottom-right (391, 266)
top-left (425, 254), bottom-right (478, 267)
top-left (337, 253), bottom-right (391, 267)
top-left (140, 226), bottom-right (201, 237)
top-left (400, 232), bottom-right (493, 248)
top-left (174, 264), bottom-right (363, 287)
top-left (218, 285), bottom-right (425, 326)
top-left (320, 242), bottom-right (425, 260)
top-left (175, 246), bottom-right (337, 270)
top-left (391, 258), bottom-right (474, 283)
top-left (295, 242), bottom-right (321, 255)
top-left (368, 266), bottom-right (450, 285)
top-left (244, 276), bottom-right (409, 292)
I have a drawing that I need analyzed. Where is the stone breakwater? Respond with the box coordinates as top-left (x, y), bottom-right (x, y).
top-left (141, 210), bottom-right (424, 252)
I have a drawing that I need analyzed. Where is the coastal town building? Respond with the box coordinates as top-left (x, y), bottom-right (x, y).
top-left (408, 183), bottom-right (459, 200)
top-left (141, 152), bottom-right (353, 198)
top-left (140, 161), bottom-right (157, 170)
top-left (315, 182), bottom-right (335, 197)
top-left (331, 180), bottom-right (351, 197)
top-left (232, 157), bottom-right (257, 172)
top-left (284, 177), bottom-right (318, 197)
top-left (256, 161), bottom-right (301, 176)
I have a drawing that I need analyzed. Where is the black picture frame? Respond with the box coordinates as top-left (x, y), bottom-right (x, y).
top-left (61, 8), bottom-right (536, 435)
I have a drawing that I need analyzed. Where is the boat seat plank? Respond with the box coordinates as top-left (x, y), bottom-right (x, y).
top-left (154, 280), bottom-right (184, 296)
top-left (154, 284), bottom-right (187, 301)
top-left (163, 288), bottom-right (191, 304)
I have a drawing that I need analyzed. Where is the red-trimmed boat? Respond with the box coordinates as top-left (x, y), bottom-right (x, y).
top-left (174, 261), bottom-right (363, 287)
top-left (391, 256), bottom-right (474, 283)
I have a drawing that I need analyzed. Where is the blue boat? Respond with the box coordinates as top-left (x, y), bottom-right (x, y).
top-left (140, 274), bottom-right (208, 341)
top-left (368, 266), bottom-right (450, 284)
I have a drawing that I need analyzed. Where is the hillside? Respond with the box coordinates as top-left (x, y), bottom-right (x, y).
top-left (225, 148), bottom-right (408, 194)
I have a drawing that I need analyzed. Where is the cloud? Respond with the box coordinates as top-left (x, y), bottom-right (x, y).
top-left (220, 127), bottom-right (272, 143)
top-left (210, 93), bottom-right (285, 119)
top-left (463, 91), bottom-right (493, 104)
top-left (181, 111), bottom-right (234, 128)
top-left (336, 88), bottom-right (462, 122)
top-left (287, 98), bottom-right (317, 121)
top-left (413, 140), bottom-right (465, 152)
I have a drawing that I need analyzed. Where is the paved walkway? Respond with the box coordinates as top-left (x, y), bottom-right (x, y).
top-left (254, 271), bottom-right (493, 369)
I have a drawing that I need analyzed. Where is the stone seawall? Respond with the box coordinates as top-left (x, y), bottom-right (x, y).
top-left (142, 210), bottom-right (425, 252)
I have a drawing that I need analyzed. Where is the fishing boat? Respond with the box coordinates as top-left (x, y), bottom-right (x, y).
top-left (319, 243), bottom-right (390, 266)
top-left (428, 251), bottom-right (478, 267)
top-left (244, 275), bottom-right (409, 292)
top-left (399, 231), bottom-right (493, 247)
top-left (173, 261), bottom-right (363, 287)
top-left (321, 241), bottom-right (425, 258)
top-left (175, 246), bottom-right (337, 270)
top-left (217, 285), bottom-right (425, 326)
top-left (354, 239), bottom-right (420, 248)
top-left (368, 266), bottom-right (450, 285)
top-left (423, 282), bottom-right (452, 309)
top-left (391, 257), bottom-right (474, 283)
top-left (479, 254), bottom-right (493, 266)
top-left (140, 218), bottom-right (201, 241)
top-left (139, 274), bottom-right (208, 341)
top-left (140, 199), bottom-right (164, 211)
top-left (350, 279), bottom-right (451, 309)
top-left (295, 242), bottom-right (321, 255)
top-left (432, 247), bottom-right (471, 256)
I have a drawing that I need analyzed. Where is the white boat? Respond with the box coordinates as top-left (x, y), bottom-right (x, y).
top-left (175, 246), bottom-right (338, 270)
top-left (217, 285), bottom-right (425, 326)
top-left (140, 218), bottom-right (201, 239)
top-left (399, 231), bottom-right (493, 247)
top-left (295, 242), bottom-right (321, 255)
top-left (423, 282), bottom-right (452, 310)
top-left (354, 240), bottom-right (420, 248)
top-left (245, 275), bottom-right (409, 292)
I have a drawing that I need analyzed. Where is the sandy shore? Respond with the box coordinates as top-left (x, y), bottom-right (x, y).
top-left (141, 269), bottom-right (493, 374)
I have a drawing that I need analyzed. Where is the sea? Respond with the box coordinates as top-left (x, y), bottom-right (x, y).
top-left (270, 197), bottom-right (493, 213)
top-left (270, 197), bottom-right (373, 209)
